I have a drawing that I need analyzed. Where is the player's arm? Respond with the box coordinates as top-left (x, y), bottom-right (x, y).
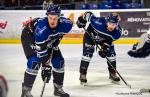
top-left (34, 24), bottom-right (51, 60)
top-left (50, 34), bottom-right (63, 48)
top-left (35, 40), bottom-right (52, 83)
top-left (60, 17), bottom-right (73, 34)
top-left (35, 41), bottom-right (50, 59)
top-left (35, 34), bottom-right (53, 83)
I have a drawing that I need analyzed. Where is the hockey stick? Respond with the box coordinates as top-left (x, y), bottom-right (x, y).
top-left (40, 77), bottom-right (47, 97)
top-left (40, 49), bottom-right (54, 97)
top-left (83, 28), bottom-right (132, 88)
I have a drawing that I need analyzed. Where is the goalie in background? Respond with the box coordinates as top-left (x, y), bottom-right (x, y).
top-left (128, 29), bottom-right (150, 58)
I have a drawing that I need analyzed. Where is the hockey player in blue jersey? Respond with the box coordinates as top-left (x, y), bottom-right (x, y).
top-left (76, 12), bottom-right (122, 84)
top-left (21, 5), bottom-right (72, 97)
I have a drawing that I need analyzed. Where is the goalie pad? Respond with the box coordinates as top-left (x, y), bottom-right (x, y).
top-left (128, 33), bottom-right (150, 58)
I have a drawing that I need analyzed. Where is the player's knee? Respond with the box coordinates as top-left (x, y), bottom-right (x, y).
top-left (106, 52), bottom-right (116, 62)
top-left (81, 55), bottom-right (92, 62)
top-left (51, 57), bottom-right (64, 73)
top-left (26, 56), bottom-right (41, 75)
top-left (84, 43), bottom-right (95, 52)
top-left (82, 50), bottom-right (94, 62)
top-left (107, 56), bottom-right (116, 62)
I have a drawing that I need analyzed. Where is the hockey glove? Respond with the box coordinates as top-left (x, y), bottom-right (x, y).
top-left (76, 16), bottom-right (87, 28)
top-left (41, 65), bottom-right (52, 83)
top-left (98, 43), bottom-right (110, 58)
top-left (98, 49), bottom-right (107, 58)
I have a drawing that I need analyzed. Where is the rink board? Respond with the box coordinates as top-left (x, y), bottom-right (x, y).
top-left (0, 9), bottom-right (150, 44)
top-left (0, 38), bottom-right (139, 44)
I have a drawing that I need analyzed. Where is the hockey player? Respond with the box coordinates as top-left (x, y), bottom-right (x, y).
top-left (76, 12), bottom-right (122, 84)
top-left (128, 28), bottom-right (150, 58)
top-left (21, 5), bottom-right (72, 97)
top-left (0, 74), bottom-right (8, 97)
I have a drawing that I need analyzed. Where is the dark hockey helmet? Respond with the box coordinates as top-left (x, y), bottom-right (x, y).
top-left (107, 13), bottom-right (120, 24)
top-left (46, 5), bottom-right (61, 16)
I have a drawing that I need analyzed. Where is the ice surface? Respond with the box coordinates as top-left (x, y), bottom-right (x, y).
top-left (0, 44), bottom-right (150, 97)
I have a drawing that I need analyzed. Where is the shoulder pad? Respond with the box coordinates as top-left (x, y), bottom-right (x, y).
top-left (59, 17), bottom-right (73, 25)
top-left (35, 17), bottom-right (48, 37)
top-left (58, 17), bottom-right (73, 33)
top-left (90, 16), bottom-right (106, 26)
top-left (28, 17), bottom-right (40, 32)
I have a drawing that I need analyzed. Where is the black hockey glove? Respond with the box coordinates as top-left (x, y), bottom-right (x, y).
top-left (76, 16), bottom-right (87, 28)
top-left (98, 43), bottom-right (110, 58)
top-left (98, 49), bottom-right (107, 58)
top-left (41, 65), bottom-right (52, 83)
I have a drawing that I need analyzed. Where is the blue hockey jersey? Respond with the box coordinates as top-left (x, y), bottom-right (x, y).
top-left (34, 17), bottom-right (73, 58)
top-left (84, 12), bottom-right (122, 44)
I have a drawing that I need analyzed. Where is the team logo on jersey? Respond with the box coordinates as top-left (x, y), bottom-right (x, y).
top-left (36, 26), bottom-right (46, 36)
top-left (95, 21), bottom-right (102, 25)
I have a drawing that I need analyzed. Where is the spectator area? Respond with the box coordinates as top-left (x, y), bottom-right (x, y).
top-left (0, 0), bottom-right (148, 10)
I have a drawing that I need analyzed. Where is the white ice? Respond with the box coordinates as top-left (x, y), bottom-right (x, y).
top-left (0, 44), bottom-right (150, 97)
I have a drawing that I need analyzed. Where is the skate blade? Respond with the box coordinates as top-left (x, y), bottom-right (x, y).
top-left (54, 94), bottom-right (61, 97)
top-left (111, 80), bottom-right (120, 85)
top-left (80, 82), bottom-right (88, 86)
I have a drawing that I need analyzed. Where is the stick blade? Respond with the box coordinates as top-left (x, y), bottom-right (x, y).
top-left (127, 84), bottom-right (132, 89)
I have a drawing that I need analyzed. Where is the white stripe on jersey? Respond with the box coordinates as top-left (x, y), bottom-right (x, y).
top-left (35, 33), bottom-right (64, 45)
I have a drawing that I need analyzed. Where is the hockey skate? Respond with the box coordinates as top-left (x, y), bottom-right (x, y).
top-left (21, 83), bottom-right (33, 97)
top-left (54, 83), bottom-right (70, 97)
top-left (109, 72), bottom-right (120, 84)
top-left (79, 74), bottom-right (87, 85)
